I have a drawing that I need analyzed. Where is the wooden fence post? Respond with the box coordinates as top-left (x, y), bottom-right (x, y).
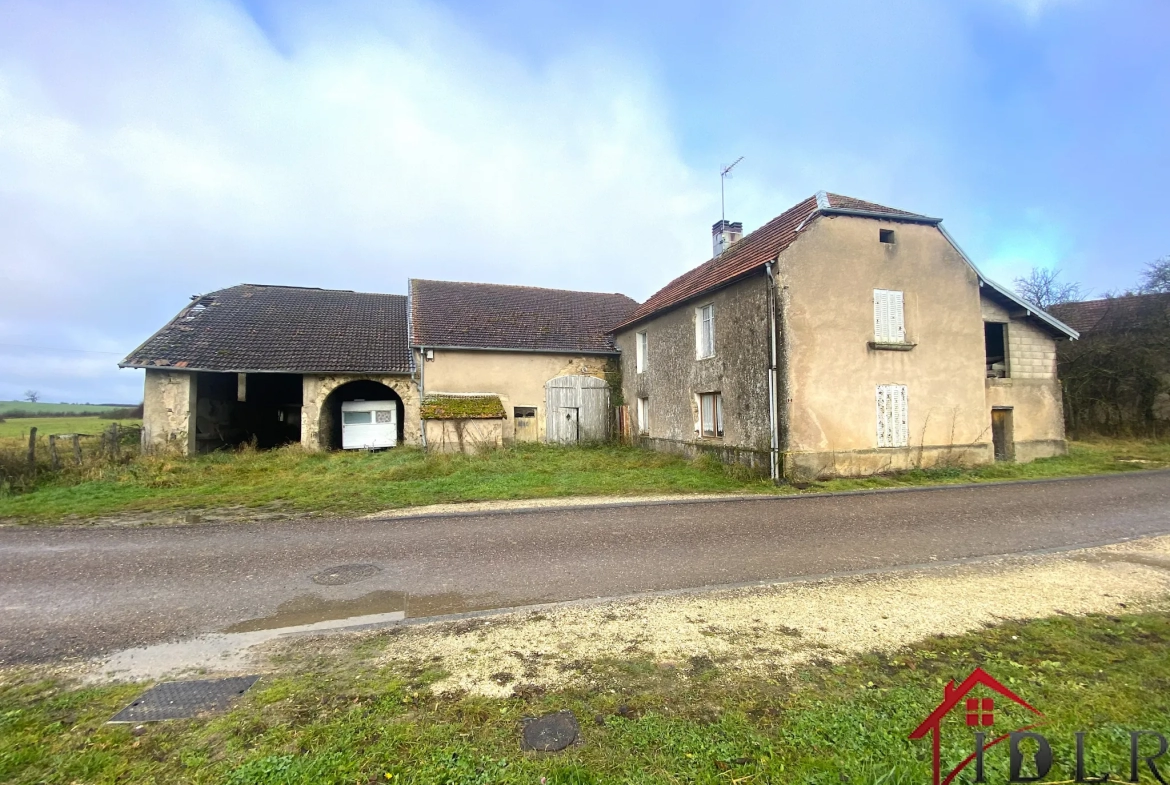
top-left (27, 426), bottom-right (37, 476)
top-left (111, 423), bottom-right (121, 459)
top-left (72, 434), bottom-right (82, 465)
top-left (48, 435), bottom-right (61, 471)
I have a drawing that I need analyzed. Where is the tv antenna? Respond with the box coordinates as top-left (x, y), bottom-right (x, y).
top-left (720, 156), bottom-right (744, 224)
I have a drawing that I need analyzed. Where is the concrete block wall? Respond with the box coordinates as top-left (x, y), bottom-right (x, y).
top-left (1007, 319), bottom-right (1057, 380)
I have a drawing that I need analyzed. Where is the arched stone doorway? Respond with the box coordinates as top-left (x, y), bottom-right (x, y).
top-left (320, 379), bottom-right (404, 450)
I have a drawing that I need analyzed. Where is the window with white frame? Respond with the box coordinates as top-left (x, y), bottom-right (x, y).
top-left (636, 331), bottom-right (648, 373)
top-left (636, 396), bottom-right (649, 435)
top-left (873, 289), bottom-right (906, 344)
top-left (696, 303), bottom-right (715, 359)
top-left (876, 384), bottom-right (909, 448)
top-left (699, 392), bottom-right (723, 438)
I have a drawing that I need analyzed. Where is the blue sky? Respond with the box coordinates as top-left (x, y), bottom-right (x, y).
top-left (1, 0), bottom-right (1167, 403)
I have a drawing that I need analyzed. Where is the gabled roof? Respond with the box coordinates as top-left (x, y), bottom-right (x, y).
top-left (614, 192), bottom-right (940, 331)
top-left (1048, 293), bottom-right (1170, 334)
top-left (120, 284), bottom-right (413, 374)
top-left (410, 279), bottom-right (637, 355)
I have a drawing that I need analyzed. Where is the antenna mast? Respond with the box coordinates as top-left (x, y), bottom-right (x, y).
top-left (720, 156), bottom-right (744, 224)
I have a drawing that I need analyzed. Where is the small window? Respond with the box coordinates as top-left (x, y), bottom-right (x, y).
top-left (343, 410), bottom-right (372, 425)
top-left (636, 397), bottom-right (649, 435)
top-left (699, 392), bottom-right (723, 438)
top-left (514, 406), bottom-right (536, 418)
top-left (873, 289), bottom-right (906, 344)
top-left (876, 384), bottom-right (908, 448)
top-left (696, 304), bottom-right (715, 359)
top-left (984, 322), bottom-right (1008, 378)
top-left (636, 331), bottom-right (648, 373)
top-left (880, 229), bottom-right (895, 244)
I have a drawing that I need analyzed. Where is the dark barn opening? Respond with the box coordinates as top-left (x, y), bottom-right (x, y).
top-left (321, 379), bottom-right (404, 450)
top-left (984, 322), bottom-right (1007, 378)
top-left (194, 372), bottom-right (303, 452)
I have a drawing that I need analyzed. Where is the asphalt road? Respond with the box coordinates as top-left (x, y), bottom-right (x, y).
top-left (2, 471), bottom-right (1169, 665)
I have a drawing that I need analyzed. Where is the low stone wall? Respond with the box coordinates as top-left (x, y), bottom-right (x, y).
top-left (784, 443), bottom-right (995, 481)
top-left (637, 436), bottom-right (770, 475)
top-left (425, 419), bottom-right (504, 454)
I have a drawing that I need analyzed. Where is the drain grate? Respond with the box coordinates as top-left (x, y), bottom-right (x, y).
top-left (312, 563), bottom-right (382, 586)
top-left (108, 676), bottom-right (260, 723)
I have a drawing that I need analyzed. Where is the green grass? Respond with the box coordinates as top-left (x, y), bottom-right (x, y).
top-left (0, 417), bottom-right (142, 439)
top-left (3, 610), bottom-right (1169, 784)
top-left (1, 438), bottom-right (1168, 524)
top-left (0, 444), bottom-right (773, 522)
top-left (0, 401), bottom-right (134, 415)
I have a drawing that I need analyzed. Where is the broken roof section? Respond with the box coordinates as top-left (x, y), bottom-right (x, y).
top-left (614, 191), bottom-right (1078, 340)
top-left (410, 279), bottom-right (637, 355)
top-left (120, 284), bottom-right (413, 374)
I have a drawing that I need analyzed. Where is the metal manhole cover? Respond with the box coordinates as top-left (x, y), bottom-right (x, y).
top-left (312, 563), bottom-right (382, 586)
top-left (108, 676), bottom-right (260, 723)
top-left (521, 710), bottom-right (580, 752)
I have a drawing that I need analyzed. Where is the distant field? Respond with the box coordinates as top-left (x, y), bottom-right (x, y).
top-left (0, 417), bottom-right (141, 440)
top-left (0, 401), bottom-right (135, 416)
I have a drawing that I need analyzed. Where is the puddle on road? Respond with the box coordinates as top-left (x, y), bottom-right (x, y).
top-left (225, 589), bottom-right (513, 633)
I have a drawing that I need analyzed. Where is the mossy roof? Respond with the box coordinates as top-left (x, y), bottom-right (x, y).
top-left (421, 394), bottom-right (507, 420)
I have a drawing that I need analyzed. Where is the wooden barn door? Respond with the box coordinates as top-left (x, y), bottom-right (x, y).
top-left (545, 375), bottom-right (609, 444)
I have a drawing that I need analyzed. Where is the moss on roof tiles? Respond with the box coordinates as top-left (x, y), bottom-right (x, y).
top-left (421, 394), bottom-right (507, 420)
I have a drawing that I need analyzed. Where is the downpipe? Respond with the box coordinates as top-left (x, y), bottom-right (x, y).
top-left (765, 261), bottom-right (780, 483)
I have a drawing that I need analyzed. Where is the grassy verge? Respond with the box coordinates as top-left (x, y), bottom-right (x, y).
top-left (3, 611), bottom-right (1168, 784)
top-left (0, 438), bottom-right (1167, 524)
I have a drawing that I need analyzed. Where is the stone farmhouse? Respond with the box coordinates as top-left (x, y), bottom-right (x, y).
top-left (122, 192), bottom-right (1078, 479)
top-left (612, 192), bottom-right (1078, 480)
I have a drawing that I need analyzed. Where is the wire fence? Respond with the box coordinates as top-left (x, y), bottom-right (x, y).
top-left (0, 423), bottom-right (143, 493)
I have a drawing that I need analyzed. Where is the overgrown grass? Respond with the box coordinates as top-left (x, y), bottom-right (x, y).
top-left (0, 444), bottom-right (774, 522)
top-left (3, 610), bottom-right (1169, 784)
top-left (1, 438), bottom-right (1167, 524)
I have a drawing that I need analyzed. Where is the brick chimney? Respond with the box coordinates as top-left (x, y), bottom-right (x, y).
top-left (712, 219), bottom-right (743, 258)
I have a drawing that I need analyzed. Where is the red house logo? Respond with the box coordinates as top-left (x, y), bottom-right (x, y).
top-left (909, 667), bottom-right (1044, 785)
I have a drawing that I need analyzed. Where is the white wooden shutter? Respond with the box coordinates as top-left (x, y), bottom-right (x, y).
top-left (873, 290), bottom-right (905, 343)
top-left (876, 384), bottom-right (909, 447)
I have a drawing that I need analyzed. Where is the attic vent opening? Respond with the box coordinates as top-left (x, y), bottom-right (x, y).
top-left (880, 229), bottom-right (896, 244)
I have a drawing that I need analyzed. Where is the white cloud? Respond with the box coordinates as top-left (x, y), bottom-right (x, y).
top-left (0, 0), bottom-right (713, 401)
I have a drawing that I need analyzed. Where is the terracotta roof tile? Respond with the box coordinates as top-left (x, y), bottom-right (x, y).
top-left (121, 284), bottom-right (412, 373)
top-left (1048, 293), bottom-right (1170, 334)
top-left (614, 193), bottom-right (933, 331)
top-left (410, 279), bottom-right (637, 354)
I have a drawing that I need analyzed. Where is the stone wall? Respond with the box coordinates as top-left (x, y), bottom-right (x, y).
top-left (424, 419), bottom-right (504, 453)
top-left (301, 374), bottom-right (421, 450)
top-left (141, 368), bottom-right (196, 455)
top-left (614, 274), bottom-right (772, 456)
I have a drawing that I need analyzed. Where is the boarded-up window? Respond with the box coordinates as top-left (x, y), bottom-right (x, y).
top-left (699, 392), bottom-right (723, 437)
top-left (636, 396), bottom-right (649, 435)
top-left (876, 384), bottom-right (909, 448)
top-left (696, 304), bottom-right (715, 359)
top-left (636, 331), bottom-right (648, 373)
top-left (873, 289), bottom-right (906, 344)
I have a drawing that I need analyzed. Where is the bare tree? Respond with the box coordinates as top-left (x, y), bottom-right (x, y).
top-left (1013, 267), bottom-right (1084, 310)
top-left (1138, 255), bottom-right (1170, 294)
top-left (23, 390), bottom-right (40, 404)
